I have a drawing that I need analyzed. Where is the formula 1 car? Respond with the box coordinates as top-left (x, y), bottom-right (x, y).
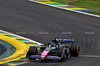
top-left (26, 38), bottom-right (80, 61)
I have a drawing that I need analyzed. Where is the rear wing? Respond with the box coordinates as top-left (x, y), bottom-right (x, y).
top-left (52, 38), bottom-right (75, 43)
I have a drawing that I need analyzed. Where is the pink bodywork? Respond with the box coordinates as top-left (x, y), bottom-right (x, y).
top-left (41, 50), bottom-right (49, 58)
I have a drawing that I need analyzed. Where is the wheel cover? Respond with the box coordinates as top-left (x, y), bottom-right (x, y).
top-left (64, 52), bottom-right (67, 59)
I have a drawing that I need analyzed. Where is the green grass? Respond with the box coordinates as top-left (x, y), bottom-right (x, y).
top-left (86, 11), bottom-right (100, 15)
top-left (69, 0), bottom-right (100, 11)
top-left (69, 0), bottom-right (100, 15)
top-left (50, 0), bottom-right (73, 3)
top-left (50, 0), bottom-right (100, 15)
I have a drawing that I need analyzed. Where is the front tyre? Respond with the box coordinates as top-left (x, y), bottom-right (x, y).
top-left (57, 49), bottom-right (67, 61)
top-left (26, 46), bottom-right (38, 58)
top-left (63, 51), bottom-right (67, 61)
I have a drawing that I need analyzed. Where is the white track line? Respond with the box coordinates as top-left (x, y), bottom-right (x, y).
top-left (11, 55), bottom-right (100, 66)
top-left (0, 30), bottom-right (43, 46)
top-left (11, 62), bottom-right (29, 66)
top-left (28, 0), bottom-right (100, 18)
top-left (10, 55), bottom-right (100, 66)
top-left (79, 55), bottom-right (100, 58)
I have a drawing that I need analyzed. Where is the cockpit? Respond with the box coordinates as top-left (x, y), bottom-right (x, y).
top-left (48, 42), bottom-right (57, 47)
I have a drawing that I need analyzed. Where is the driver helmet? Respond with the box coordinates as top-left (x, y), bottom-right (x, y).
top-left (51, 44), bottom-right (56, 47)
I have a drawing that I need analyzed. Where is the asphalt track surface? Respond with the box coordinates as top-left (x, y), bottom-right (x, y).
top-left (0, 0), bottom-right (100, 66)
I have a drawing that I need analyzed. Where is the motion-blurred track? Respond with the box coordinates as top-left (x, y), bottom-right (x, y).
top-left (0, 0), bottom-right (100, 66)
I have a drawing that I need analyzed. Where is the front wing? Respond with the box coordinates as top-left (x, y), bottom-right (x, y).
top-left (30, 55), bottom-right (61, 60)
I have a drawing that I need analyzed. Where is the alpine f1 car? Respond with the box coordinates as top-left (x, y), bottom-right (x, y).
top-left (26, 38), bottom-right (80, 61)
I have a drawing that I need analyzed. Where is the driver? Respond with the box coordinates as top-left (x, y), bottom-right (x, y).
top-left (51, 44), bottom-right (57, 47)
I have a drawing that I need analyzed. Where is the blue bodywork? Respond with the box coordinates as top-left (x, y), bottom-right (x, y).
top-left (50, 47), bottom-right (56, 50)
top-left (56, 38), bottom-right (72, 42)
top-left (30, 55), bottom-right (40, 58)
top-left (47, 56), bottom-right (61, 60)
top-left (29, 38), bottom-right (71, 60)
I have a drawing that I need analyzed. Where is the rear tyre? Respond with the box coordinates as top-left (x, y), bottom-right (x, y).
top-left (70, 44), bottom-right (80, 57)
top-left (26, 46), bottom-right (37, 58)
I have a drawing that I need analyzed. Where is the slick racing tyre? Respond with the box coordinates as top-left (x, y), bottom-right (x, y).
top-left (26, 46), bottom-right (38, 58)
top-left (70, 44), bottom-right (80, 57)
top-left (57, 48), bottom-right (68, 61)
